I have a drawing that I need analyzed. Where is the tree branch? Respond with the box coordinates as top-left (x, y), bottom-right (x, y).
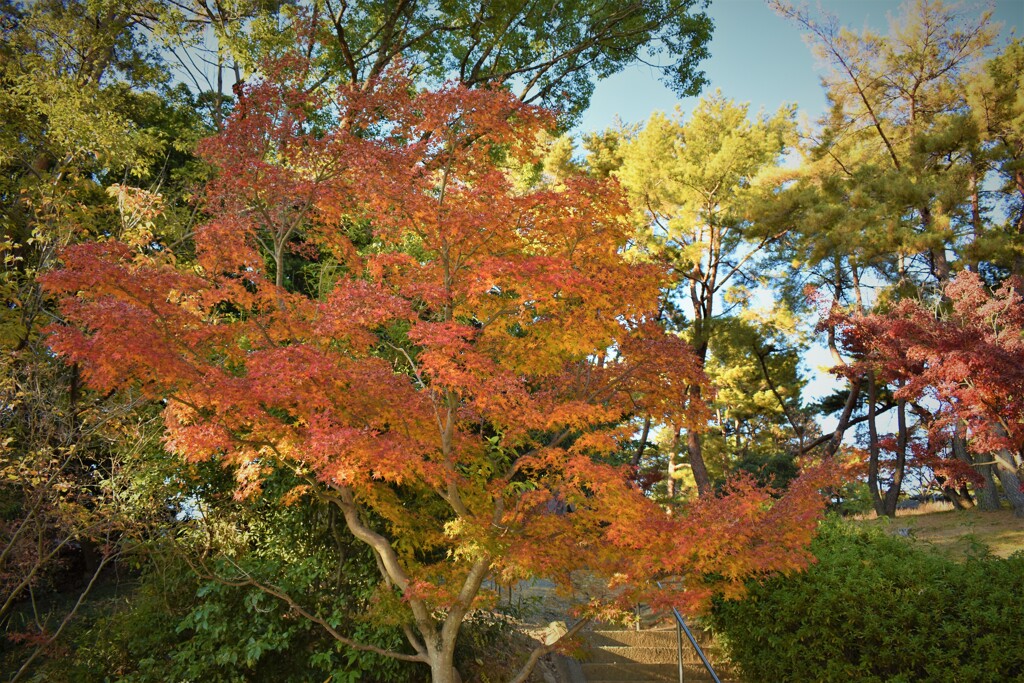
top-left (507, 618), bottom-right (590, 683)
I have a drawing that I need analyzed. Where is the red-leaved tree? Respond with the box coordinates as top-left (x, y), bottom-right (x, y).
top-left (840, 272), bottom-right (1024, 517)
top-left (43, 60), bottom-right (832, 682)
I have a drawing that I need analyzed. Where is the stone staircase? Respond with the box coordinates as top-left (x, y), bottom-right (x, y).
top-left (568, 626), bottom-right (738, 683)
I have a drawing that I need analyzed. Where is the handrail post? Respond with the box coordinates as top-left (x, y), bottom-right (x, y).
top-left (674, 608), bottom-right (722, 683)
top-left (657, 581), bottom-right (723, 683)
top-left (677, 618), bottom-right (685, 683)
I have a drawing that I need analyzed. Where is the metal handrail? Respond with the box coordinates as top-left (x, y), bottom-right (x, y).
top-left (657, 581), bottom-right (723, 683)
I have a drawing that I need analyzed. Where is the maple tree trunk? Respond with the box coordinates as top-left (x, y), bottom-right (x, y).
top-left (951, 430), bottom-right (995, 511)
top-left (990, 425), bottom-right (1024, 516)
top-left (972, 456), bottom-right (1001, 512)
top-left (939, 479), bottom-right (975, 510)
top-left (274, 246), bottom-right (285, 289)
top-left (936, 453), bottom-right (975, 510)
top-left (334, 490), bottom-right (480, 682)
top-left (993, 450), bottom-right (1024, 518)
top-left (427, 644), bottom-right (462, 683)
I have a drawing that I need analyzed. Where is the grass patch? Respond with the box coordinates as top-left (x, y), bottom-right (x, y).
top-left (855, 508), bottom-right (1024, 559)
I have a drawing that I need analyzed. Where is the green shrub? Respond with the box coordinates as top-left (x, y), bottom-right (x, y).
top-left (35, 549), bottom-right (420, 683)
top-left (33, 489), bottom-right (423, 683)
top-left (708, 518), bottom-right (1024, 683)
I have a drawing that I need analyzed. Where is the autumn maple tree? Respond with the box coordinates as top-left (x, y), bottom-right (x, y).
top-left (839, 272), bottom-right (1024, 517)
top-left (42, 58), bottom-right (831, 682)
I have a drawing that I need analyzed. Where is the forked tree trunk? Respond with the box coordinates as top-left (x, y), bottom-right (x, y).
top-left (330, 488), bottom-right (480, 682)
top-left (428, 646), bottom-right (462, 683)
top-left (952, 429), bottom-right (998, 511)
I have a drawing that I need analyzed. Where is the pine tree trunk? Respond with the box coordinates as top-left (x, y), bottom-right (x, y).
top-left (882, 398), bottom-right (908, 518)
top-left (631, 416), bottom-right (651, 468)
top-left (667, 427), bottom-right (680, 498)
top-left (867, 373), bottom-right (885, 516)
top-left (688, 428), bottom-right (712, 497)
top-left (685, 384), bottom-right (712, 497)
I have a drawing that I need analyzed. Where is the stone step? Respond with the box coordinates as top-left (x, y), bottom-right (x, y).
top-left (580, 661), bottom-right (726, 682)
top-left (587, 645), bottom-right (725, 665)
top-left (575, 628), bottom-right (736, 683)
top-left (585, 629), bottom-right (717, 649)
top-left (587, 646), bottom-right (679, 664)
top-left (580, 676), bottom-right (739, 682)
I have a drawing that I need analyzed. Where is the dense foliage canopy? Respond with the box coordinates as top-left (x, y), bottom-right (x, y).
top-left (3, 1), bottom-right (1023, 681)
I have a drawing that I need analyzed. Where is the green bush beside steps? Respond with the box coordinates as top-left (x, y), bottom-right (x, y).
top-left (708, 518), bottom-right (1024, 683)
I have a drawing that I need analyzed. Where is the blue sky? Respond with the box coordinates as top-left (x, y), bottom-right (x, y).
top-left (580, 0), bottom-right (1023, 133)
